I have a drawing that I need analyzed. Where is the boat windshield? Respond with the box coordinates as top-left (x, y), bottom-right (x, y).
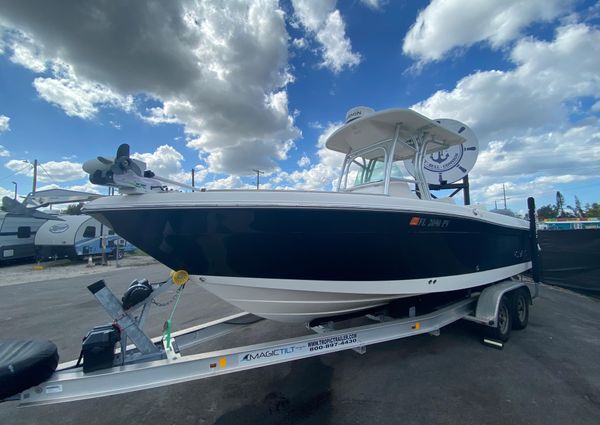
top-left (346, 158), bottom-right (405, 189)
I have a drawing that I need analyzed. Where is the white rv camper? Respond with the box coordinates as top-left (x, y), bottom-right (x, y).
top-left (34, 215), bottom-right (134, 261)
top-left (1, 189), bottom-right (104, 264)
top-left (0, 211), bottom-right (48, 264)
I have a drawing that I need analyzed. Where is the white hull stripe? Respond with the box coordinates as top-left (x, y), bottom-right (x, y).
top-left (198, 262), bottom-right (532, 296)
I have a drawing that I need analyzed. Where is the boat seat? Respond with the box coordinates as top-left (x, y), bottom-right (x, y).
top-left (388, 180), bottom-right (418, 198)
top-left (0, 339), bottom-right (59, 400)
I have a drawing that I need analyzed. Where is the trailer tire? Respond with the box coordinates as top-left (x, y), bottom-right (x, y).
top-left (511, 289), bottom-right (529, 330)
top-left (485, 295), bottom-right (512, 342)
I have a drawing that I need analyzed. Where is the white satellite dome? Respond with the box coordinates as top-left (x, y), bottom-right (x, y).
top-left (345, 106), bottom-right (375, 123)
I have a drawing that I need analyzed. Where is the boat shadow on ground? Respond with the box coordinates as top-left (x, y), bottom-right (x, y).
top-left (213, 319), bottom-right (484, 425)
top-left (215, 356), bottom-right (334, 425)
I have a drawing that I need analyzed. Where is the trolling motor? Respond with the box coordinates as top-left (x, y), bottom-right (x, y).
top-left (82, 144), bottom-right (197, 194)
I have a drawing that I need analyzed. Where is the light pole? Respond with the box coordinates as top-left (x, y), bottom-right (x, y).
top-left (252, 169), bottom-right (264, 190)
top-left (11, 181), bottom-right (17, 199)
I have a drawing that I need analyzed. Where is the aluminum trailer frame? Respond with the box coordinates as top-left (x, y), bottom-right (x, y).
top-left (11, 275), bottom-right (538, 407)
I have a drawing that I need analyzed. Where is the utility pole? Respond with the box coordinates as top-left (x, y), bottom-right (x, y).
top-left (191, 168), bottom-right (195, 189)
top-left (32, 159), bottom-right (38, 193)
top-left (252, 169), bottom-right (264, 190)
top-left (495, 200), bottom-right (498, 210)
top-left (502, 183), bottom-right (507, 209)
top-left (11, 181), bottom-right (17, 199)
top-left (100, 223), bottom-right (107, 266)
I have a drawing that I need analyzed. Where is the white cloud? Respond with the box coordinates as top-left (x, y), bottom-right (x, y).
top-left (0, 145), bottom-right (9, 157)
top-left (5, 159), bottom-right (85, 182)
top-left (297, 155), bottom-right (311, 167)
top-left (0, 1), bottom-right (300, 175)
top-left (359, 0), bottom-right (382, 10)
top-left (139, 106), bottom-right (180, 126)
top-left (0, 185), bottom-right (16, 199)
top-left (471, 174), bottom-right (595, 210)
top-left (593, 100), bottom-right (600, 113)
top-left (38, 161), bottom-right (87, 182)
top-left (34, 182), bottom-right (104, 196)
top-left (412, 24), bottom-right (600, 141)
top-left (275, 122), bottom-right (344, 190)
top-left (292, 38), bottom-right (307, 49)
top-left (65, 182), bottom-right (103, 194)
top-left (205, 175), bottom-right (254, 190)
top-left (292, 0), bottom-right (361, 73)
top-left (9, 33), bottom-right (46, 72)
top-left (403, 0), bottom-right (572, 64)
top-left (0, 115), bottom-right (10, 132)
top-left (465, 121), bottom-right (600, 208)
top-left (409, 23), bottom-right (600, 208)
top-left (472, 123), bottom-right (600, 181)
top-left (33, 63), bottom-right (134, 119)
top-left (131, 144), bottom-right (188, 182)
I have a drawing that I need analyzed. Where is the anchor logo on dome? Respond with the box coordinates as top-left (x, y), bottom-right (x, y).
top-left (430, 151), bottom-right (450, 164)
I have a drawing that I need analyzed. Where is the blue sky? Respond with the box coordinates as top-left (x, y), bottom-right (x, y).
top-left (0, 0), bottom-right (599, 213)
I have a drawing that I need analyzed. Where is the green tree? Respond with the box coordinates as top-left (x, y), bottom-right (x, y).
top-left (537, 204), bottom-right (557, 220)
top-left (585, 202), bottom-right (600, 217)
top-left (64, 203), bottom-right (84, 215)
top-left (567, 195), bottom-right (585, 218)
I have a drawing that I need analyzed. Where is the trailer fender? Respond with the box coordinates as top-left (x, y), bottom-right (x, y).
top-left (474, 281), bottom-right (532, 327)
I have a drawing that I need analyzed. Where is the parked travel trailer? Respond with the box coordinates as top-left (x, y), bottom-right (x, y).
top-left (34, 214), bottom-right (134, 261)
top-left (0, 211), bottom-right (48, 264)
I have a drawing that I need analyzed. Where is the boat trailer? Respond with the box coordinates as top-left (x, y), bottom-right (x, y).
top-left (1, 270), bottom-right (538, 407)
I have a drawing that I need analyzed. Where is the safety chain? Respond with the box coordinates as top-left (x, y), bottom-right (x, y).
top-left (152, 285), bottom-right (185, 307)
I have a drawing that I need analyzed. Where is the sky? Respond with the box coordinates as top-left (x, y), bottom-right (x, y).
top-left (0, 0), bottom-right (599, 214)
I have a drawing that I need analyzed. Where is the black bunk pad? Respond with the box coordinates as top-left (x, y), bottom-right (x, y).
top-left (0, 339), bottom-right (59, 400)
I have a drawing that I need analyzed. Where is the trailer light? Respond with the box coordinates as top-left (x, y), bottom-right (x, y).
top-left (209, 363), bottom-right (217, 369)
top-left (219, 357), bottom-right (227, 368)
top-left (412, 322), bottom-right (421, 330)
top-left (171, 270), bottom-right (189, 286)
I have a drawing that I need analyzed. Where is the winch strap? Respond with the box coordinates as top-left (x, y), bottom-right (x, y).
top-left (164, 284), bottom-right (185, 349)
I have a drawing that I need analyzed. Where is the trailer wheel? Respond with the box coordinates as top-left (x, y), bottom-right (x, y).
top-left (485, 295), bottom-right (512, 342)
top-left (511, 289), bottom-right (529, 330)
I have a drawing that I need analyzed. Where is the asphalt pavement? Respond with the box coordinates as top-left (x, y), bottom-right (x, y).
top-left (1, 264), bottom-right (599, 425)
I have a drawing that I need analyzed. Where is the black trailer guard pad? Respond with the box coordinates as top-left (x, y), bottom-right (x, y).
top-left (0, 339), bottom-right (59, 400)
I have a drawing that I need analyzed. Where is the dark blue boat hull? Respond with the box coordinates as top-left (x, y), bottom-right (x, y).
top-left (91, 207), bottom-right (531, 281)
